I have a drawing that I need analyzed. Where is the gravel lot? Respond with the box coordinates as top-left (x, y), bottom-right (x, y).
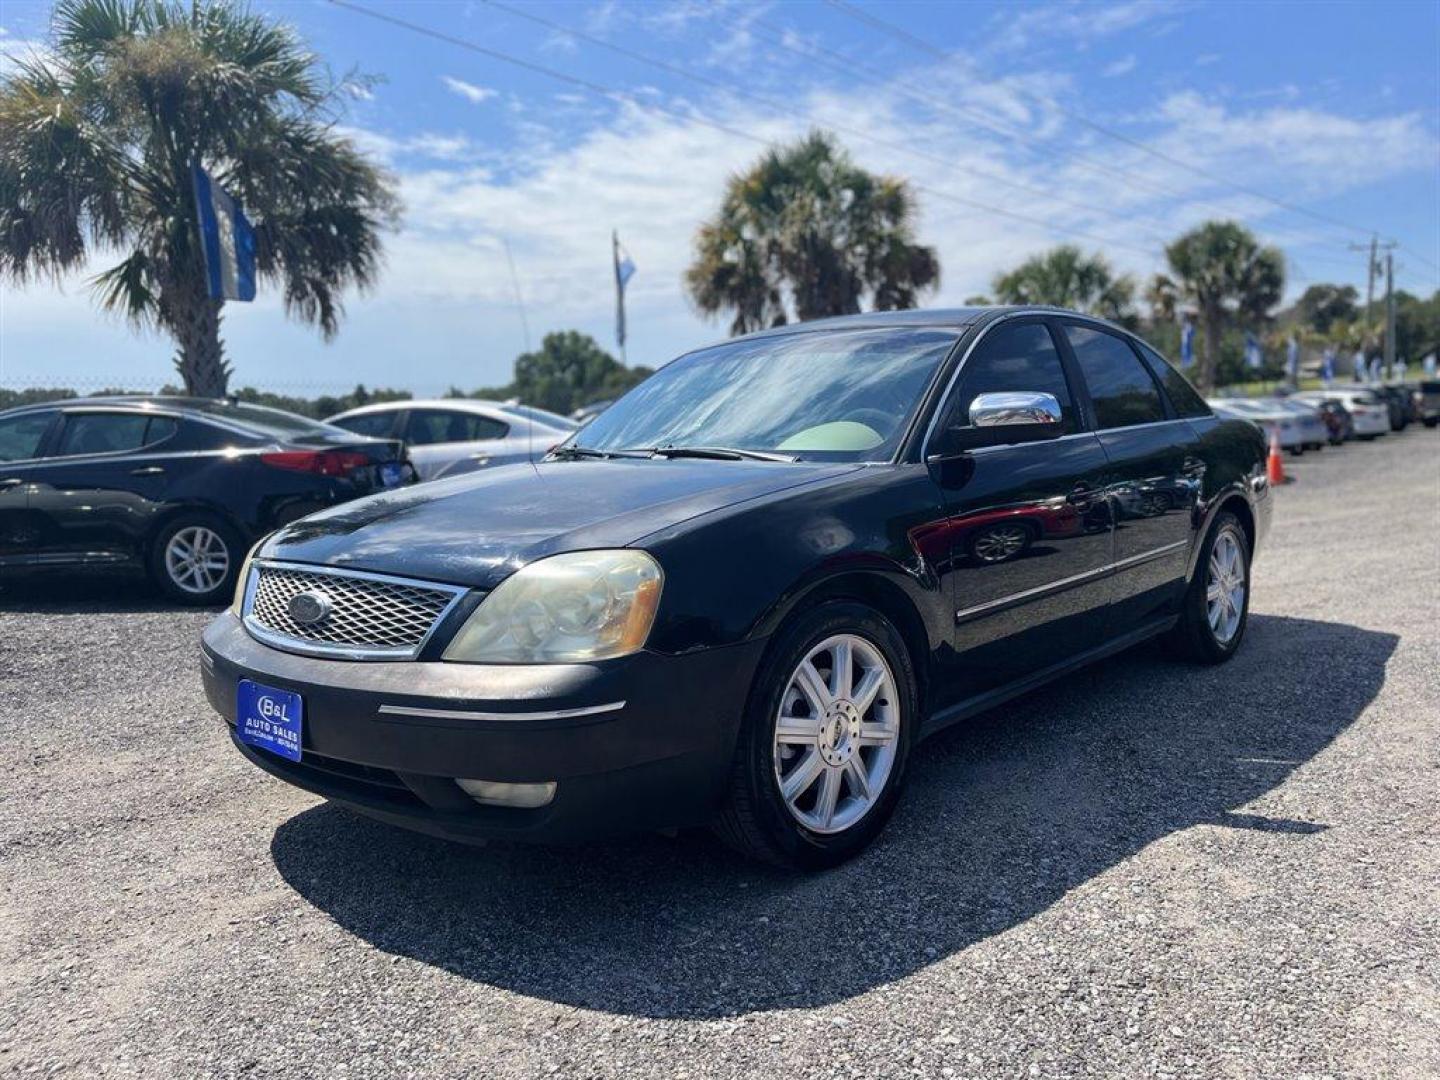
top-left (2, 428), bottom-right (1437, 1079)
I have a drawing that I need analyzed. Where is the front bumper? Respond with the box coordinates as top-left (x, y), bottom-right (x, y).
top-left (201, 614), bottom-right (766, 844)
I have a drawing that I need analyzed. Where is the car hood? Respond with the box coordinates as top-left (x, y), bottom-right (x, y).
top-left (260, 457), bottom-right (861, 588)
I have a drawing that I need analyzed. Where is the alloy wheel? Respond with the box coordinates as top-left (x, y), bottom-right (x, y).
top-left (772, 633), bottom-right (901, 835)
top-left (164, 525), bottom-right (231, 595)
top-left (972, 524), bottom-right (1029, 563)
top-left (1205, 529), bottom-right (1246, 644)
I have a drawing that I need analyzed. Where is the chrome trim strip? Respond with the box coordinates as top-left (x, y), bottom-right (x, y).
top-left (954, 539), bottom-right (1191, 624)
top-left (1110, 538), bottom-right (1189, 570)
top-left (376, 701), bottom-right (627, 723)
top-left (955, 563), bottom-right (1111, 624)
top-left (240, 559), bottom-right (470, 661)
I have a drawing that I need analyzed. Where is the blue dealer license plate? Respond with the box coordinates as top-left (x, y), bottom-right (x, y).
top-left (237, 680), bottom-right (304, 762)
top-left (379, 462), bottom-right (405, 488)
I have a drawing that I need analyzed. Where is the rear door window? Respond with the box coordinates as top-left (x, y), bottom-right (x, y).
top-left (1063, 325), bottom-right (1168, 429)
top-left (404, 410), bottom-right (509, 446)
top-left (0, 412), bottom-right (56, 462)
top-left (1135, 342), bottom-right (1211, 418)
top-left (52, 412), bottom-right (152, 457)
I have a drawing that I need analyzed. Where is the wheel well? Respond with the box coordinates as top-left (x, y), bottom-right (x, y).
top-left (1220, 493), bottom-right (1255, 554)
top-left (780, 573), bottom-right (932, 718)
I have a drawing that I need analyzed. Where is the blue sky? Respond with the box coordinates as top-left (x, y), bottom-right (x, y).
top-left (2, 0), bottom-right (1437, 397)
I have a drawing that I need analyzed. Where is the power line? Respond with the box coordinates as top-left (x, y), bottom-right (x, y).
top-left (327, 0), bottom-right (1163, 260)
top-left (822, 0), bottom-right (1440, 273)
top-left (478, 0), bottom-right (1176, 247)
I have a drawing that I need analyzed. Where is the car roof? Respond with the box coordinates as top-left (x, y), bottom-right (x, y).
top-left (327, 398), bottom-right (567, 427)
top-left (724, 305), bottom-right (1102, 344)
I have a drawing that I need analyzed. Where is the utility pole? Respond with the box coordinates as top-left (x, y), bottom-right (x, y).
top-left (1349, 235), bottom-right (1397, 366)
top-left (1383, 252), bottom-right (1396, 380)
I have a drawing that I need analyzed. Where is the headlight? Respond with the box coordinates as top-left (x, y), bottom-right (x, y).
top-left (443, 550), bottom-right (663, 663)
top-left (229, 539), bottom-right (266, 617)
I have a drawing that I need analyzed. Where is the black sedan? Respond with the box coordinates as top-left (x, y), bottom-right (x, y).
top-left (0, 396), bottom-right (413, 604)
top-left (201, 308), bottom-right (1271, 869)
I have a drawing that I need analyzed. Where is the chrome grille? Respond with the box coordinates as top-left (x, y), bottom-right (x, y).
top-left (243, 562), bottom-right (466, 659)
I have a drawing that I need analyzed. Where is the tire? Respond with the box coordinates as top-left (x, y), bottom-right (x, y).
top-left (711, 601), bottom-right (918, 870)
top-left (1165, 511), bottom-right (1251, 664)
top-left (148, 512), bottom-right (245, 606)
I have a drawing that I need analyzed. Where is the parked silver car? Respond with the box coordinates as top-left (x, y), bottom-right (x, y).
top-left (326, 399), bottom-right (572, 481)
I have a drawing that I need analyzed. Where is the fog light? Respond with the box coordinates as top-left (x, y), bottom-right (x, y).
top-left (455, 778), bottom-right (557, 809)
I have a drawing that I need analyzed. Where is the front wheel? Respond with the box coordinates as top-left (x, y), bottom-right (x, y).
top-left (1165, 511), bottom-right (1251, 664)
top-left (712, 602), bottom-right (917, 870)
top-left (148, 514), bottom-right (243, 605)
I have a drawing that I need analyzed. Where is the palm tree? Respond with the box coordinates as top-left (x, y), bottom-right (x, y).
top-left (1148, 221), bottom-right (1285, 393)
top-left (0, 0), bottom-right (397, 396)
top-left (991, 245), bottom-right (1136, 325)
top-left (684, 130), bottom-right (939, 335)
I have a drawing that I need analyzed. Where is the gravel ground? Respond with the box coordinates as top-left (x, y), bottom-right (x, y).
top-left (2, 428), bottom-right (1437, 1079)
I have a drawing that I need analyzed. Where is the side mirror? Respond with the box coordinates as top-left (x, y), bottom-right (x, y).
top-left (969, 391), bottom-right (1063, 429)
top-left (929, 391), bottom-right (1064, 458)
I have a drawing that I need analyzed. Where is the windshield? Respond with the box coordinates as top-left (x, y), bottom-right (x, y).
top-left (571, 328), bottom-right (958, 461)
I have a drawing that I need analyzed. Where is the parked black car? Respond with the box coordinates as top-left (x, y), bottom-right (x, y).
top-left (0, 397), bottom-right (414, 604)
top-left (1366, 384), bottom-right (1412, 431)
top-left (201, 308), bottom-right (1271, 868)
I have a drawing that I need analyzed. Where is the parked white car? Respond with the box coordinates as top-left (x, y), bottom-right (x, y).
top-left (326, 399), bottom-right (572, 481)
top-left (1290, 389), bottom-right (1390, 439)
top-left (1209, 398), bottom-right (1310, 453)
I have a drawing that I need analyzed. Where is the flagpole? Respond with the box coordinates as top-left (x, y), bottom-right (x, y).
top-left (613, 230), bottom-right (627, 366)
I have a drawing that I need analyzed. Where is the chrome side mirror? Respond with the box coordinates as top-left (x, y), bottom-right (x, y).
top-left (969, 391), bottom-right (1063, 428)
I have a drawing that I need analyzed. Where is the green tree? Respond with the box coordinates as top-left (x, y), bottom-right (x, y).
top-left (1147, 221), bottom-right (1285, 392)
top-left (684, 130), bottom-right (939, 335)
top-left (468, 331), bottom-right (650, 415)
top-left (1293, 283), bottom-right (1360, 335)
top-left (0, 0), bottom-right (397, 397)
top-left (991, 245), bottom-right (1136, 325)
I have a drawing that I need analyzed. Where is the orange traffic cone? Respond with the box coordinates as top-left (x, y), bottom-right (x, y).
top-left (1266, 429), bottom-right (1287, 486)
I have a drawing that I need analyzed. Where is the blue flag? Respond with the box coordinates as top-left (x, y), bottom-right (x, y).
top-left (1322, 347), bottom-right (1335, 383)
top-left (1179, 321), bottom-right (1195, 368)
top-left (613, 231), bottom-right (636, 351)
top-left (191, 163), bottom-right (256, 302)
top-left (1244, 332), bottom-right (1262, 370)
top-left (1286, 336), bottom-right (1299, 379)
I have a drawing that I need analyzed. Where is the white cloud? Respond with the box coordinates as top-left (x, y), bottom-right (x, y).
top-left (1194, 52), bottom-right (1221, 67)
top-left (441, 75), bottom-right (497, 105)
top-left (4, 29), bottom-right (1436, 394)
top-left (988, 1), bottom-right (1184, 54)
top-left (1103, 54), bottom-right (1137, 78)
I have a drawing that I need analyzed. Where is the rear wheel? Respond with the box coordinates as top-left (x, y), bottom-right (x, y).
top-left (148, 513), bottom-right (243, 606)
top-left (712, 602), bottom-right (917, 870)
top-left (1166, 511), bottom-right (1250, 664)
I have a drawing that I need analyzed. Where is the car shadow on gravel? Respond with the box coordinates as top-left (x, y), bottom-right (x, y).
top-left (270, 613), bottom-right (1396, 1019)
top-left (0, 570), bottom-right (190, 613)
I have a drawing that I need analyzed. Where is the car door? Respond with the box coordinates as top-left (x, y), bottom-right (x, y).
top-left (0, 410), bottom-right (59, 564)
top-left (401, 408), bottom-right (512, 480)
top-left (24, 410), bottom-right (180, 566)
top-left (924, 318), bottom-right (1116, 695)
top-left (1056, 321), bottom-right (1204, 636)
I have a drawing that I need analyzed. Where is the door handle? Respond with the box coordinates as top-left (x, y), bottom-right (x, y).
top-left (469, 454), bottom-right (490, 465)
top-left (0, 478), bottom-right (22, 489)
top-left (130, 466), bottom-right (166, 476)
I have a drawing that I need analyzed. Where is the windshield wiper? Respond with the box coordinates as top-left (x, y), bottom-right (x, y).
top-left (630, 445), bottom-right (799, 463)
top-left (547, 445), bottom-right (618, 460)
